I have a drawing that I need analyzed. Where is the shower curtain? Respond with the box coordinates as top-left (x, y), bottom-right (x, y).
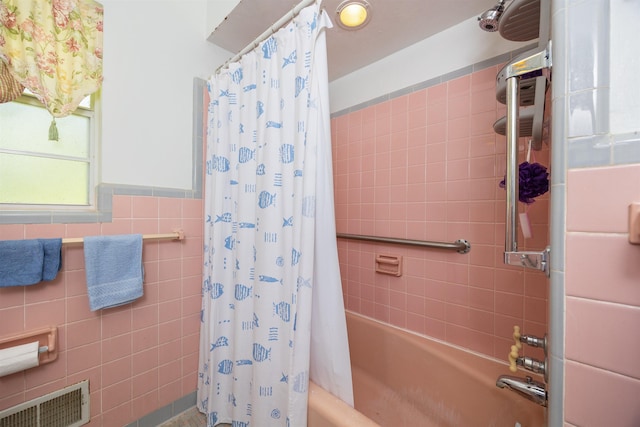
top-left (197, 3), bottom-right (353, 427)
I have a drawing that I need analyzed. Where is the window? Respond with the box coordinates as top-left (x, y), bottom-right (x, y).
top-left (0, 91), bottom-right (98, 208)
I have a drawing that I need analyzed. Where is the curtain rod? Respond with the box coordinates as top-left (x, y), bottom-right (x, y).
top-left (61, 230), bottom-right (184, 245)
top-left (336, 233), bottom-right (471, 254)
top-left (215, 0), bottom-right (318, 74)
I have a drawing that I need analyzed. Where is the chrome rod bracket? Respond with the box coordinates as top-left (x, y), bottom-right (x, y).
top-left (455, 239), bottom-right (471, 254)
top-left (504, 246), bottom-right (550, 276)
top-left (504, 41), bottom-right (552, 81)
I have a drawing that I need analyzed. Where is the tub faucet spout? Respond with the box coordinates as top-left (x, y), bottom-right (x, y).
top-left (496, 375), bottom-right (547, 407)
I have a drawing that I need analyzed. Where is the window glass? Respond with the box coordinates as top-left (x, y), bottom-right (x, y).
top-left (0, 101), bottom-right (90, 157)
top-left (0, 94), bottom-right (95, 207)
top-left (0, 153), bottom-right (89, 205)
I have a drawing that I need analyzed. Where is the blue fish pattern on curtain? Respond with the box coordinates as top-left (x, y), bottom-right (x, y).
top-left (198, 3), bottom-right (333, 426)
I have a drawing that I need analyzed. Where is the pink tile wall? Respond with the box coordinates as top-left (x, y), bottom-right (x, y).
top-left (565, 164), bottom-right (640, 426)
top-left (0, 195), bottom-right (204, 426)
top-left (332, 65), bottom-right (550, 361)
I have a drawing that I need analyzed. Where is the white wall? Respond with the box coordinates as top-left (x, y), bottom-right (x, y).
top-left (328, 15), bottom-right (531, 113)
top-left (100, 1), bottom-right (530, 189)
top-left (610, 0), bottom-right (640, 135)
top-left (101, 0), bottom-right (232, 190)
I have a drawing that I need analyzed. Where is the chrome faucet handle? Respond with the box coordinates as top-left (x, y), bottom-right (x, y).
top-left (519, 356), bottom-right (546, 376)
top-left (508, 343), bottom-right (547, 379)
top-left (513, 325), bottom-right (547, 354)
top-left (521, 333), bottom-right (547, 353)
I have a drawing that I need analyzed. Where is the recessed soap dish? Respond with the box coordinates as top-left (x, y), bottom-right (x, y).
top-left (375, 254), bottom-right (402, 276)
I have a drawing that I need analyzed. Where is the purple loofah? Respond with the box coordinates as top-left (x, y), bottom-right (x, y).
top-left (499, 161), bottom-right (549, 204)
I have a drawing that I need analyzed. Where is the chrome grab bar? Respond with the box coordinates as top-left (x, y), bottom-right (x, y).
top-left (336, 233), bottom-right (471, 254)
top-left (505, 74), bottom-right (519, 255)
top-left (503, 42), bottom-right (552, 276)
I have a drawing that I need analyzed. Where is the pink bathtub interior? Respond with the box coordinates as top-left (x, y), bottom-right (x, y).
top-left (308, 310), bottom-right (545, 427)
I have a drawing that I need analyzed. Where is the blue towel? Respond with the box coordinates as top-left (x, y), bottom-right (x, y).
top-left (39, 238), bottom-right (62, 281)
top-left (84, 234), bottom-right (144, 311)
top-left (0, 240), bottom-right (45, 286)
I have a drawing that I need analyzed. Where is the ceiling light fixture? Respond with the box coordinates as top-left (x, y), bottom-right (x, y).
top-left (336, 0), bottom-right (371, 30)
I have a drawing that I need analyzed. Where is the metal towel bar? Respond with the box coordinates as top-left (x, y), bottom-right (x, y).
top-left (336, 233), bottom-right (470, 254)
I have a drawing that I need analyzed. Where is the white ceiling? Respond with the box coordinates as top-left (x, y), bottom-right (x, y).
top-left (208, 0), bottom-right (501, 81)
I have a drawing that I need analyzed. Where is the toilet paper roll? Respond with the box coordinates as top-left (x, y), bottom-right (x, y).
top-left (0, 341), bottom-right (40, 377)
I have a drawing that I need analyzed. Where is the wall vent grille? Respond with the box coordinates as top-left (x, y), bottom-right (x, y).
top-left (0, 381), bottom-right (89, 427)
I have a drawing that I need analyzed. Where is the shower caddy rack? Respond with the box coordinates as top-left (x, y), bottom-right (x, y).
top-left (493, 0), bottom-right (552, 276)
top-left (501, 43), bottom-right (551, 276)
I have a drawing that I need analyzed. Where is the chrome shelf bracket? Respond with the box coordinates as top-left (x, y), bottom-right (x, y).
top-left (504, 247), bottom-right (551, 275)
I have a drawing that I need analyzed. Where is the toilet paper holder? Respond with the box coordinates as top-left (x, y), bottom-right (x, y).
top-left (0, 326), bottom-right (58, 366)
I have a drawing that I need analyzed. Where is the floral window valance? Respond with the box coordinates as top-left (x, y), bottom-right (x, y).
top-left (0, 0), bottom-right (103, 138)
